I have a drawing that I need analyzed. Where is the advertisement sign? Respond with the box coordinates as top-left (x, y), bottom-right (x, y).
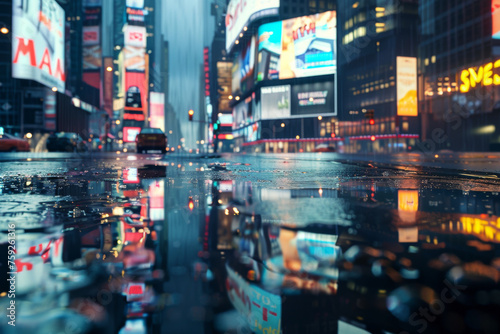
top-left (226, 266), bottom-right (281, 334)
top-left (494, 0), bottom-right (500, 39)
top-left (204, 47), bottom-right (210, 96)
top-left (124, 25), bottom-right (147, 48)
top-left (126, 0), bottom-right (144, 8)
top-left (149, 181), bottom-right (165, 221)
top-left (149, 92), bottom-right (165, 132)
top-left (231, 58), bottom-right (241, 95)
top-left (82, 3), bottom-right (101, 89)
top-left (261, 85), bottom-right (291, 119)
top-left (12, 0), bottom-right (66, 91)
top-left (233, 99), bottom-right (251, 130)
top-left (291, 81), bottom-right (335, 116)
top-left (459, 60), bottom-right (500, 93)
top-left (257, 11), bottom-right (336, 81)
top-left (396, 57), bottom-right (418, 116)
top-left (44, 89), bottom-right (56, 130)
top-left (103, 57), bottom-right (113, 117)
top-left (83, 6), bottom-right (101, 23)
top-left (124, 46), bottom-right (146, 71)
top-left (226, 0), bottom-right (280, 52)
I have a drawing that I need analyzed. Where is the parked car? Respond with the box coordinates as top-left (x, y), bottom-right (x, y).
top-left (135, 128), bottom-right (167, 154)
top-left (314, 143), bottom-right (336, 152)
top-left (0, 133), bottom-right (30, 152)
top-left (46, 132), bottom-right (88, 152)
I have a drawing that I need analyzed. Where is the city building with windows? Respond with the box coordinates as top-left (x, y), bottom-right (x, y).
top-left (337, 0), bottom-right (419, 154)
top-left (419, 0), bottom-right (500, 152)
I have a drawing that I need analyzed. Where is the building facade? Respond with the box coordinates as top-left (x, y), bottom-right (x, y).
top-left (222, 0), bottom-right (338, 153)
top-left (419, 0), bottom-right (500, 152)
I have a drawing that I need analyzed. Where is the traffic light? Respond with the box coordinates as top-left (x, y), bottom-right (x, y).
top-left (188, 196), bottom-right (194, 211)
top-left (365, 109), bottom-right (375, 125)
top-left (213, 120), bottom-right (220, 131)
top-left (188, 109), bottom-right (194, 121)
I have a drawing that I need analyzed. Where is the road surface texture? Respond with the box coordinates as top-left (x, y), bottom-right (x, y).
top-left (1, 152), bottom-right (500, 334)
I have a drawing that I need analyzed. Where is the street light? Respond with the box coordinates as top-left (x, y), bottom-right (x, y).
top-left (0, 27), bottom-right (8, 35)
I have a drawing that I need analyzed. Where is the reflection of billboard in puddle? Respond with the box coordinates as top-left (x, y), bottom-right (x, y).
top-left (260, 85), bottom-right (291, 120)
top-left (226, 265), bottom-right (281, 334)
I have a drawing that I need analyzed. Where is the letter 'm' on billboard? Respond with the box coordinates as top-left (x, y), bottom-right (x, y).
top-left (12, 0), bottom-right (66, 91)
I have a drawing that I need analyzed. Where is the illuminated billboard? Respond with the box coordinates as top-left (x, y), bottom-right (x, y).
top-left (126, 0), bottom-right (144, 8)
top-left (226, 265), bottom-right (281, 333)
top-left (260, 85), bottom-right (291, 120)
top-left (217, 61), bottom-right (233, 112)
top-left (226, 0), bottom-right (280, 52)
top-left (396, 57), bottom-right (418, 117)
top-left (82, 4), bottom-right (102, 89)
top-left (123, 127), bottom-right (142, 142)
top-left (494, 0), bottom-right (500, 39)
top-left (233, 98), bottom-right (250, 130)
top-left (257, 11), bottom-right (336, 81)
top-left (123, 22), bottom-right (147, 133)
top-left (12, 0), bottom-right (66, 91)
top-left (124, 25), bottom-right (147, 48)
top-left (149, 92), bottom-right (165, 132)
top-left (291, 81), bottom-right (335, 116)
top-left (103, 57), bottom-right (113, 117)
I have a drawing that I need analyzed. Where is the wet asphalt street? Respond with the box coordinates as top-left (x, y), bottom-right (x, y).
top-left (1, 152), bottom-right (500, 334)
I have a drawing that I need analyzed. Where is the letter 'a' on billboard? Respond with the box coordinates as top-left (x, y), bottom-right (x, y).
top-left (397, 56), bottom-right (418, 117)
top-left (12, 0), bottom-right (66, 92)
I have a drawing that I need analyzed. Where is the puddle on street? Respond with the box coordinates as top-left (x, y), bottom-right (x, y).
top-left (1, 156), bottom-right (500, 334)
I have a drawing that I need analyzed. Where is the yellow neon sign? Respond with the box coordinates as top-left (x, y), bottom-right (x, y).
top-left (460, 60), bottom-right (500, 93)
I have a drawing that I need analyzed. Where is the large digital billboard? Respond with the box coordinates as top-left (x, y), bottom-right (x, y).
top-left (12, 0), bottom-right (66, 91)
top-left (257, 11), bottom-right (336, 81)
top-left (82, 4), bottom-right (102, 89)
top-left (291, 81), bottom-right (335, 116)
top-left (226, 0), bottom-right (280, 52)
top-left (397, 56), bottom-right (418, 117)
top-left (493, 0), bottom-right (500, 39)
top-left (149, 92), bottom-right (165, 132)
top-left (260, 85), bottom-right (291, 120)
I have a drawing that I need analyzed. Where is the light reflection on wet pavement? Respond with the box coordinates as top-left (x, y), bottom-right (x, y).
top-left (1, 154), bottom-right (500, 334)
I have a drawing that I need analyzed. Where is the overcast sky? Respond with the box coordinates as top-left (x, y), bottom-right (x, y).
top-left (161, 0), bottom-right (215, 147)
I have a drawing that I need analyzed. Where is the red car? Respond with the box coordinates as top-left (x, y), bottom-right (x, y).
top-left (0, 133), bottom-right (30, 152)
top-left (135, 128), bottom-right (167, 154)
